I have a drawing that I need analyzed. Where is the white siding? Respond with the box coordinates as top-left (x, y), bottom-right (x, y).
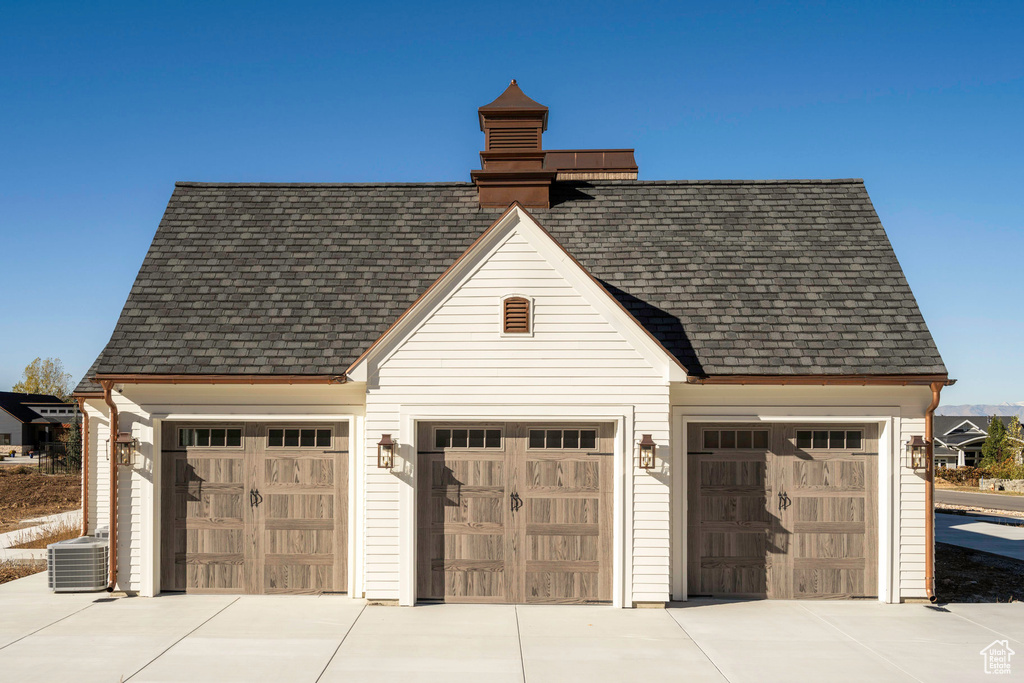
top-left (898, 416), bottom-right (927, 599)
top-left (83, 401), bottom-right (108, 534)
top-left (365, 229), bottom-right (671, 604)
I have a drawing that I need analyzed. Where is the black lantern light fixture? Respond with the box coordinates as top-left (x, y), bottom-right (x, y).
top-left (638, 434), bottom-right (656, 470)
top-left (907, 435), bottom-right (928, 471)
top-left (377, 434), bottom-right (396, 470)
top-left (114, 431), bottom-right (137, 467)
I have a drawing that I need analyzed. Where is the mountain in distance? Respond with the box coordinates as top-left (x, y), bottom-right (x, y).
top-left (936, 402), bottom-right (1024, 417)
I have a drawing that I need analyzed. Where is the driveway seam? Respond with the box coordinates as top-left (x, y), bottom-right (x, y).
top-left (122, 596), bottom-right (240, 682)
top-left (665, 609), bottom-right (732, 682)
top-left (795, 603), bottom-right (924, 683)
top-left (514, 605), bottom-right (527, 683)
top-left (314, 602), bottom-right (366, 683)
top-left (941, 608), bottom-right (1024, 646)
top-left (0, 600), bottom-right (96, 652)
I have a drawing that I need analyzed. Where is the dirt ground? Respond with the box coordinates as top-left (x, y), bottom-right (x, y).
top-left (936, 542), bottom-right (1024, 603)
top-left (0, 466), bottom-right (80, 534)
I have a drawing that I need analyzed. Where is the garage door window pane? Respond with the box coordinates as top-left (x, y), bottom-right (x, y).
top-left (703, 431), bottom-right (719, 449)
top-left (563, 429), bottom-right (580, 449)
top-left (829, 431), bottom-right (846, 449)
top-left (316, 429), bottom-right (331, 447)
top-left (846, 431), bottom-right (862, 449)
top-left (268, 429), bottom-right (283, 447)
top-left (812, 431), bottom-right (829, 449)
top-left (210, 429), bottom-right (226, 447)
top-left (546, 430), bottom-right (562, 449)
top-left (752, 430), bottom-right (769, 449)
top-left (720, 431), bottom-right (736, 449)
top-left (485, 430), bottom-right (502, 448)
top-left (300, 429), bottom-right (315, 447)
top-left (580, 430), bottom-right (596, 449)
top-left (796, 431), bottom-right (812, 448)
top-left (195, 429), bottom-right (210, 447)
top-left (529, 430), bottom-right (545, 448)
top-left (435, 429), bottom-right (451, 449)
top-left (468, 429), bottom-right (485, 448)
top-left (285, 429), bottom-right (300, 447)
top-left (737, 431), bottom-right (752, 449)
top-left (226, 429), bottom-right (242, 447)
top-left (452, 429), bottom-right (468, 448)
top-left (178, 429), bottom-right (193, 447)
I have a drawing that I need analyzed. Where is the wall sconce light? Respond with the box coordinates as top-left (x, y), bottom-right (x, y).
top-left (907, 435), bottom-right (928, 471)
top-left (638, 434), bottom-right (656, 470)
top-left (377, 434), bottom-right (396, 470)
top-left (114, 431), bottom-right (137, 467)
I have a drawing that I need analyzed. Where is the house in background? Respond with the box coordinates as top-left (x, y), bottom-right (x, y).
top-left (934, 415), bottom-right (1019, 468)
top-left (74, 81), bottom-right (952, 606)
top-left (0, 391), bottom-right (76, 455)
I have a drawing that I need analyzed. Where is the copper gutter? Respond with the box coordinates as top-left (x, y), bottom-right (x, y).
top-left (101, 380), bottom-right (118, 592)
top-left (686, 374), bottom-right (950, 386)
top-left (924, 379), bottom-right (948, 604)
top-left (75, 398), bottom-right (90, 537)
top-left (93, 373), bottom-right (346, 385)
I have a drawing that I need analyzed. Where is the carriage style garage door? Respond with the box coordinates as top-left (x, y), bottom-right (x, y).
top-left (687, 423), bottom-right (878, 599)
top-left (161, 421), bottom-right (348, 594)
top-left (417, 422), bottom-right (613, 604)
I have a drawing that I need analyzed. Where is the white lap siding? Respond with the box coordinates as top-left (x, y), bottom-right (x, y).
top-left (364, 230), bottom-right (672, 605)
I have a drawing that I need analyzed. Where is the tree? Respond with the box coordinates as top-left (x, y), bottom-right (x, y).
top-left (11, 357), bottom-right (73, 401)
top-left (980, 416), bottom-right (1008, 468)
top-left (1005, 416), bottom-right (1024, 465)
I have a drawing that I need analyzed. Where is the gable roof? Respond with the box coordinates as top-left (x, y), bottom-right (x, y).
top-left (0, 392), bottom-right (68, 423)
top-left (83, 179), bottom-right (946, 382)
top-left (347, 204), bottom-right (686, 382)
top-left (934, 415), bottom-right (1019, 449)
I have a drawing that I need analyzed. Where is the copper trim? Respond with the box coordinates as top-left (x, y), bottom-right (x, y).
top-left (75, 398), bottom-right (89, 538)
top-left (924, 380), bottom-right (944, 604)
top-left (92, 374), bottom-right (347, 385)
top-left (101, 380), bottom-right (118, 591)
top-left (686, 374), bottom-right (951, 386)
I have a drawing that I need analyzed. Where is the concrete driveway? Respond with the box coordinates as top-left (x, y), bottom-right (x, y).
top-left (1, 573), bottom-right (1021, 682)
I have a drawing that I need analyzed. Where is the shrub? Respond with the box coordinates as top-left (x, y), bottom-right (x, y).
top-left (986, 458), bottom-right (1024, 480)
top-left (935, 466), bottom-right (990, 487)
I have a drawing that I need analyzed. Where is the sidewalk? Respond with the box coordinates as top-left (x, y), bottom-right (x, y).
top-left (936, 511), bottom-right (1024, 561)
top-left (0, 509), bottom-right (82, 562)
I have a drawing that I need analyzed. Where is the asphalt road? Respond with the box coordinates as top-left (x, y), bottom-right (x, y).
top-left (935, 488), bottom-right (1024, 512)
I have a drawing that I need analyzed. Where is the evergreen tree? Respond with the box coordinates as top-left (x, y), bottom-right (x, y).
top-left (980, 416), bottom-right (1008, 467)
top-left (1005, 416), bottom-right (1024, 464)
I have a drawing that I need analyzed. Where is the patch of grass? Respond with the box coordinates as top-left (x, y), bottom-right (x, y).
top-left (0, 560), bottom-right (46, 585)
top-left (11, 518), bottom-right (80, 549)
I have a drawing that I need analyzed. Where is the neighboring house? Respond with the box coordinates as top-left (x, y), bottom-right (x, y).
top-left (934, 415), bottom-right (1020, 468)
top-left (74, 81), bottom-right (952, 606)
top-left (0, 391), bottom-right (75, 455)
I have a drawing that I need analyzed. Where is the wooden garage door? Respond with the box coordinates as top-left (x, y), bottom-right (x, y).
top-left (687, 423), bottom-right (877, 599)
top-left (161, 422), bottom-right (348, 594)
top-left (417, 423), bottom-right (613, 604)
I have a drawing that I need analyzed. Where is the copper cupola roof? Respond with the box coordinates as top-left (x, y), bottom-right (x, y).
top-left (477, 79), bottom-right (548, 130)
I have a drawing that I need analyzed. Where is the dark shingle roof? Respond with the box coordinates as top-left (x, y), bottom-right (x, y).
top-left (87, 179), bottom-right (946, 378)
top-left (73, 354), bottom-right (105, 395)
top-left (0, 392), bottom-right (68, 422)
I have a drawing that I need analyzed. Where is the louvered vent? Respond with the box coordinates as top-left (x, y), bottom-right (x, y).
top-left (503, 297), bottom-right (531, 334)
top-left (488, 127), bottom-right (540, 150)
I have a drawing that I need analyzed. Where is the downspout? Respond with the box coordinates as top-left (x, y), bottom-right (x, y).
top-left (101, 381), bottom-right (118, 592)
top-left (76, 398), bottom-right (90, 537)
top-left (924, 380), bottom-right (944, 604)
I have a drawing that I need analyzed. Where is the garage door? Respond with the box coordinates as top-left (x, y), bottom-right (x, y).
top-left (687, 423), bottom-right (877, 599)
top-left (417, 422), bottom-right (613, 604)
top-left (161, 422), bottom-right (348, 594)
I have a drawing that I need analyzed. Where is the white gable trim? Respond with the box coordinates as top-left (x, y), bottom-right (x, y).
top-left (347, 205), bottom-right (686, 383)
top-left (944, 419), bottom-right (985, 436)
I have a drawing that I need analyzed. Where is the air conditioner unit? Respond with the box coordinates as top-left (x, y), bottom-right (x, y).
top-left (47, 537), bottom-right (108, 592)
top-left (94, 526), bottom-right (109, 539)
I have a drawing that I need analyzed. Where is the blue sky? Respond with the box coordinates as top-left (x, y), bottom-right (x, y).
top-left (1, 1), bottom-right (1021, 404)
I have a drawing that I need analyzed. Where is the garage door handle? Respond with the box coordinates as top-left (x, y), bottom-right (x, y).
top-left (510, 492), bottom-right (522, 512)
top-left (778, 491), bottom-right (791, 511)
top-left (250, 488), bottom-right (264, 508)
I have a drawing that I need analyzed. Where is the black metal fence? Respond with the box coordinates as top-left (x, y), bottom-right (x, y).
top-left (37, 443), bottom-right (82, 476)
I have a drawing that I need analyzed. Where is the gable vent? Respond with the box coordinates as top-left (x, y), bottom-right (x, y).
top-left (503, 297), bottom-right (531, 334)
